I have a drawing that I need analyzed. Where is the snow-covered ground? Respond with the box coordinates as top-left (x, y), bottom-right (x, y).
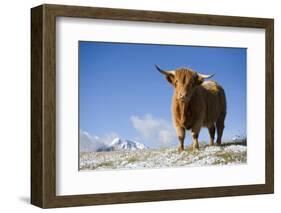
top-left (80, 144), bottom-right (247, 171)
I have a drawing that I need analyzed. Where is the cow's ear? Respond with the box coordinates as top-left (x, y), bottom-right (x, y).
top-left (196, 72), bottom-right (214, 85)
top-left (155, 65), bottom-right (175, 85)
top-left (165, 74), bottom-right (175, 85)
top-left (196, 75), bottom-right (204, 85)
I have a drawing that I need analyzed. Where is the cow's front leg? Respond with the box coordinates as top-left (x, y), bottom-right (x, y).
top-left (191, 128), bottom-right (200, 150)
top-left (175, 126), bottom-right (185, 152)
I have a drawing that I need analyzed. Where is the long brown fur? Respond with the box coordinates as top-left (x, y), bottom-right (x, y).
top-left (158, 67), bottom-right (227, 151)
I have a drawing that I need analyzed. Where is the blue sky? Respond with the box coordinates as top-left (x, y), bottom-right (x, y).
top-left (79, 41), bottom-right (246, 148)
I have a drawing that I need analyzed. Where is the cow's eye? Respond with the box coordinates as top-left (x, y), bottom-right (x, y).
top-left (190, 80), bottom-right (195, 87)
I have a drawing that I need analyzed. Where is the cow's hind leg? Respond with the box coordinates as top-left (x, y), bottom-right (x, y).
top-left (176, 126), bottom-right (185, 152)
top-left (208, 124), bottom-right (215, 146)
top-left (216, 113), bottom-right (225, 145)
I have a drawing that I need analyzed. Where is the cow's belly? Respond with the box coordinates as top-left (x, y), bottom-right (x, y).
top-left (204, 106), bottom-right (221, 126)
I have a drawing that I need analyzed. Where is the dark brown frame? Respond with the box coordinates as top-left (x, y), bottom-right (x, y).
top-left (31, 4), bottom-right (274, 208)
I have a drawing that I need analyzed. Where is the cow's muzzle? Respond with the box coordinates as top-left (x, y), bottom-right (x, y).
top-left (178, 96), bottom-right (190, 103)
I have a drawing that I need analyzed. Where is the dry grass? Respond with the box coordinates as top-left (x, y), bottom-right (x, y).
top-left (80, 142), bottom-right (247, 171)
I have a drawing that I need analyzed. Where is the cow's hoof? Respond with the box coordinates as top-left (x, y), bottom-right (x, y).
top-left (192, 144), bottom-right (199, 150)
top-left (178, 146), bottom-right (184, 152)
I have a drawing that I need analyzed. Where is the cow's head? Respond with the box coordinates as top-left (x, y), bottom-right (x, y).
top-left (156, 65), bottom-right (214, 103)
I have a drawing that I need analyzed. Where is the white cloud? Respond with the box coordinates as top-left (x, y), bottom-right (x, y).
top-left (80, 130), bottom-right (119, 152)
top-left (130, 114), bottom-right (177, 146)
top-left (100, 132), bottom-right (119, 145)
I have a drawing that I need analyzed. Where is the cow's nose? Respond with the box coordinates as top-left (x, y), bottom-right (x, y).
top-left (179, 94), bottom-right (187, 100)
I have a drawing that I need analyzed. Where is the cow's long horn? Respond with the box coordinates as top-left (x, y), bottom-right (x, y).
top-left (155, 64), bottom-right (175, 76)
top-left (197, 72), bottom-right (214, 79)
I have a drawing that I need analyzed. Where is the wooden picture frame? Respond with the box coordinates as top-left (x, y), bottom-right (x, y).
top-left (31, 4), bottom-right (274, 208)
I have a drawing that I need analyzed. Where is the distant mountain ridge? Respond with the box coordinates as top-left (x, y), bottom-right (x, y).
top-left (80, 131), bottom-right (148, 152)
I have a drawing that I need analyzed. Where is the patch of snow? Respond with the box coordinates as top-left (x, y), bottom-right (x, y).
top-left (223, 145), bottom-right (247, 153)
top-left (80, 144), bottom-right (247, 170)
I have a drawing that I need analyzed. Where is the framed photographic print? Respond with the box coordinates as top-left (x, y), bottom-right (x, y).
top-left (31, 4), bottom-right (274, 208)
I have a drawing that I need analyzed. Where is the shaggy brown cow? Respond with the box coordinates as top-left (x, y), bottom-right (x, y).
top-left (156, 65), bottom-right (226, 151)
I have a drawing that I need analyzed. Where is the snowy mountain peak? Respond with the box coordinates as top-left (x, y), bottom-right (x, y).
top-left (110, 138), bottom-right (122, 145)
top-left (110, 138), bottom-right (148, 151)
